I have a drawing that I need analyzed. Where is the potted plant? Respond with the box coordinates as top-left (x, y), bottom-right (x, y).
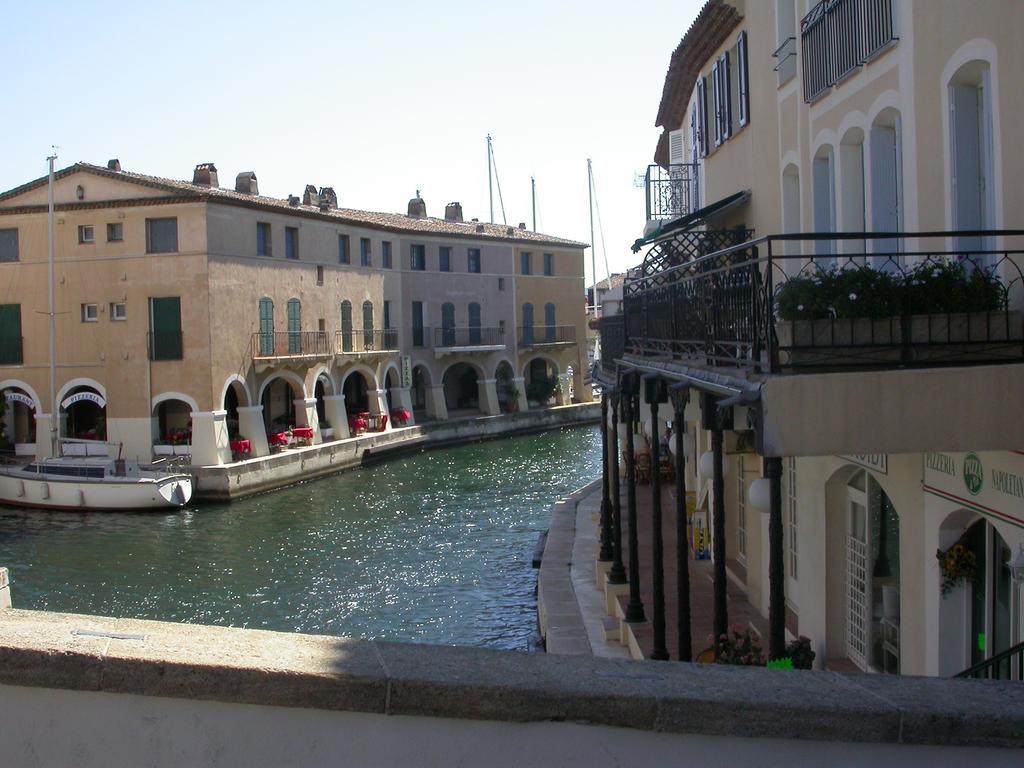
top-left (710, 624), bottom-right (766, 666)
top-left (937, 540), bottom-right (979, 596)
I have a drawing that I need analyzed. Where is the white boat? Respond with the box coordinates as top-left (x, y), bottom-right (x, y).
top-left (0, 154), bottom-right (193, 512)
top-left (0, 457), bottom-right (192, 511)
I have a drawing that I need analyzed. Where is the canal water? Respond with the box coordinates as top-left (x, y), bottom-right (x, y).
top-left (0, 425), bottom-right (600, 651)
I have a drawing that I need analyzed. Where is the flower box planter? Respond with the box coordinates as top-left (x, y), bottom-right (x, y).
top-left (775, 311), bottom-right (1021, 368)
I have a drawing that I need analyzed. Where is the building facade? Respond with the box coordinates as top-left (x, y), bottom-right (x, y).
top-left (596, 0), bottom-right (1024, 678)
top-left (0, 161), bottom-right (590, 468)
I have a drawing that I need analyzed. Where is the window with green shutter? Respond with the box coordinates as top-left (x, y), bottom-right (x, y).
top-left (259, 298), bottom-right (274, 355)
top-left (0, 304), bottom-right (23, 364)
top-left (0, 229), bottom-right (17, 262)
top-left (287, 298), bottom-right (301, 353)
top-left (149, 297), bottom-right (182, 360)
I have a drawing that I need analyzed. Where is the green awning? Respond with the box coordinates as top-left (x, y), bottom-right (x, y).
top-left (631, 190), bottom-right (750, 253)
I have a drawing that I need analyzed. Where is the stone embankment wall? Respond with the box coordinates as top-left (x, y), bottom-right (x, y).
top-left (194, 403), bottom-right (600, 501)
top-left (0, 608), bottom-right (1022, 767)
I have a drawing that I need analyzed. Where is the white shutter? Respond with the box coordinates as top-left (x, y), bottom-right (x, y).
top-left (668, 129), bottom-right (686, 165)
top-left (738, 31), bottom-right (750, 127)
top-left (870, 125), bottom-right (900, 263)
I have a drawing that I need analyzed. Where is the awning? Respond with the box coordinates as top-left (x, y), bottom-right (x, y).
top-left (631, 190), bottom-right (750, 253)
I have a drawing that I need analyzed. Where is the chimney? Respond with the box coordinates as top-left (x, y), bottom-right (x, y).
top-left (107, 159), bottom-right (121, 172)
top-left (192, 163), bottom-right (219, 187)
top-left (235, 171), bottom-right (258, 195)
top-left (444, 202), bottom-right (464, 223)
top-left (407, 190), bottom-right (427, 218)
top-left (475, 223), bottom-right (485, 233)
top-left (302, 184), bottom-right (319, 207)
top-left (518, 222), bottom-right (526, 229)
top-left (318, 187), bottom-right (337, 209)
top-left (288, 195), bottom-right (300, 207)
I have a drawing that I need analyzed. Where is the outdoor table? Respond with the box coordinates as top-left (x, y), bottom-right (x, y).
top-left (267, 432), bottom-right (289, 449)
top-left (291, 426), bottom-right (314, 444)
top-left (230, 439), bottom-right (252, 460)
top-left (390, 409), bottom-right (411, 426)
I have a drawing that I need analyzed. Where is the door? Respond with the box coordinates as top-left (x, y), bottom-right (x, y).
top-left (846, 475), bottom-right (870, 671)
top-left (870, 124), bottom-right (902, 269)
top-left (951, 79), bottom-right (994, 263)
top-left (258, 298), bottom-right (274, 356)
top-left (522, 303), bottom-right (534, 345)
top-left (341, 301), bottom-right (353, 352)
top-left (411, 301), bottom-right (424, 348)
top-left (287, 298), bottom-right (301, 354)
top-left (150, 297), bottom-right (182, 360)
top-left (441, 303), bottom-right (455, 346)
top-left (544, 303), bottom-right (556, 342)
top-left (362, 301), bottom-right (374, 350)
top-left (468, 302), bottom-right (481, 344)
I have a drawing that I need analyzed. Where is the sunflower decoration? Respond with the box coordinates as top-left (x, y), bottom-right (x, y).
top-left (936, 542), bottom-right (979, 597)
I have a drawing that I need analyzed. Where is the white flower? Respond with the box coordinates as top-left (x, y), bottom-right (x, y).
top-left (848, 292), bottom-right (858, 301)
top-left (797, 304), bottom-right (804, 312)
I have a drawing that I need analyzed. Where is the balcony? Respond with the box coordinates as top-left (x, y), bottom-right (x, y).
top-left (0, 335), bottom-right (23, 365)
top-left (336, 329), bottom-right (399, 356)
top-left (147, 331), bottom-right (183, 361)
top-left (801, 0), bottom-right (897, 102)
top-left (602, 230), bottom-right (1024, 456)
top-left (251, 331), bottom-right (332, 370)
top-left (433, 326), bottom-right (505, 356)
top-left (518, 325), bottom-right (576, 348)
top-left (644, 164), bottom-right (699, 222)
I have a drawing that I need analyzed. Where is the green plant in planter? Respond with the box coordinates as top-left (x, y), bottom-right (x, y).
top-left (526, 376), bottom-right (560, 403)
top-left (711, 624), bottom-right (766, 666)
top-left (827, 267), bottom-right (901, 319)
top-left (777, 274), bottom-right (829, 321)
top-left (785, 635), bottom-right (816, 669)
top-left (905, 260), bottom-right (1005, 314)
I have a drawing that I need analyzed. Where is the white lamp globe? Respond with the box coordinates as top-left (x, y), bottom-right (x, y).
top-left (668, 432), bottom-right (678, 455)
top-left (698, 450), bottom-right (730, 479)
top-left (748, 478), bottom-right (771, 513)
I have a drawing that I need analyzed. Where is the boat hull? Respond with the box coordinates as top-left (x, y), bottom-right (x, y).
top-left (0, 472), bottom-right (193, 512)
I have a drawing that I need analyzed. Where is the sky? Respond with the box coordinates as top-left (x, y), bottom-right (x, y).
top-left (1, 0), bottom-right (704, 283)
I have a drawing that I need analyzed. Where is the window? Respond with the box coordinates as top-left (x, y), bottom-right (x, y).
top-left (285, 227), bottom-right (299, 260)
top-left (411, 244), bottom-right (426, 271)
top-left (520, 251), bottom-right (531, 275)
top-left (441, 302), bottom-right (455, 346)
top-left (737, 31), bottom-right (750, 127)
top-left (498, 277), bottom-right (505, 291)
top-left (81, 303), bottom-right (99, 322)
top-left (383, 300), bottom-right (392, 330)
top-left (258, 298), bottom-right (274, 355)
top-left (340, 300), bottom-right (353, 352)
top-left (360, 237), bottom-right (371, 267)
top-left (78, 225), bottom-right (95, 244)
top-left (411, 301), bottom-right (424, 347)
top-left (0, 304), bottom-right (23, 364)
top-left (316, 265), bottom-right (324, 286)
top-left (543, 253), bottom-right (553, 276)
top-left (286, 298), bottom-right (301, 353)
top-left (110, 302), bottom-right (127, 321)
top-left (712, 51), bottom-right (732, 144)
top-left (145, 218), bottom-right (178, 254)
top-left (468, 302), bottom-right (481, 344)
top-left (439, 246), bottom-right (451, 272)
top-left (0, 229), bottom-right (18, 262)
top-left (338, 234), bottom-right (350, 264)
top-left (467, 248), bottom-right (481, 274)
top-left (257, 222), bottom-right (271, 257)
top-left (522, 302), bottom-right (534, 344)
top-left (382, 241), bottom-right (393, 268)
top-left (696, 77), bottom-right (709, 157)
top-left (544, 303), bottom-right (556, 342)
top-left (106, 223), bottom-right (123, 242)
top-left (362, 300), bottom-right (374, 348)
top-left (148, 296), bottom-right (183, 360)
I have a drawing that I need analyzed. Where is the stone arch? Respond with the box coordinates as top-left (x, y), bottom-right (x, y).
top-left (521, 353), bottom-right (560, 380)
top-left (377, 359), bottom-right (401, 385)
top-left (220, 376), bottom-right (251, 441)
top-left (824, 464), bottom-right (901, 674)
top-left (0, 380), bottom-right (40, 449)
top-left (340, 364), bottom-right (378, 417)
top-left (56, 378), bottom-right (107, 442)
top-left (256, 370), bottom-right (307, 404)
top-left (56, 377), bottom-right (107, 406)
top-left (151, 391), bottom-right (199, 414)
top-left (441, 360), bottom-right (485, 414)
top-left (152, 394), bottom-right (194, 447)
top-left (410, 363), bottom-right (433, 414)
top-left (305, 364), bottom-right (336, 397)
top-left (257, 371), bottom-right (307, 433)
top-left (494, 359), bottom-right (516, 411)
top-left (219, 374), bottom-right (251, 410)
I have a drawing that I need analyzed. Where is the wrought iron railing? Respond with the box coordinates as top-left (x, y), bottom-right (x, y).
top-left (620, 230), bottom-right (1024, 374)
top-left (148, 331), bottom-right (183, 361)
top-left (801, 0), bottom-right (896, 102)
top-left (955, 640), bottom-right (1024, 681)
top-left (336, 329), bottom-right (399, 354)
top-left (519, 325), bottom-right (576, 347)
top-left (600, 315), bottom-right (625, 375)
top-left (645, 164), bottom-right (699, 221)
top-left (251, 331), bottom-right (332, 358)
top-left (434, 326), bottom-right (504, 348)
top-left (0, 335), bottom-right (23, 365)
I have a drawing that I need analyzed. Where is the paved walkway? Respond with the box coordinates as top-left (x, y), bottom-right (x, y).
top-left (546, 478), bottom-right (761, 661)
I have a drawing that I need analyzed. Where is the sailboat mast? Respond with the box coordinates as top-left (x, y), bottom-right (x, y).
top-left (487, 134), bottom-right (494, 224)
top-left (587, 158), bottom-right (598, 319)
top-left (46, 153), bottom-right (57, 456)
top-left (531, 176), bottom-right (536, 232)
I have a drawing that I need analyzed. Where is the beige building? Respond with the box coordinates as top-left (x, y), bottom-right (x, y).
top-left (0, 161), bottom-right (590, 469)
top-left (597, 0), bottom-right (1024, 678)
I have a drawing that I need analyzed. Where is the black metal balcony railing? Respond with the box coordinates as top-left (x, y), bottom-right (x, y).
top-left (336, 329), bottom-right (399, 354)
top-left (599, 316), bottom-right (625, 375)
top-left (801, 0), bottom-right (896, 102)
top-left (251, 331), bottom-right (332, 359)
top-left (608, 230), bottom-right (1024, 375)
top-left (434, 326), bottom-right (504, 348)
top-left (0, 335), bottom-right (23, 365)
top-left (645, 164), bottom-right (699, 222)
top-left (147, 331), bottom-right (183, 361)
top-left (955, 640), bottom-right (1024, 682)
top-left (519, 325), bottom-right (577, 347)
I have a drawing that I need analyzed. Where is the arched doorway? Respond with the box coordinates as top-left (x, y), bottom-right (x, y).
top-left (260, 376), bottom-right (302, 433)
top-left (495, 361), bottom-right (516, 412)
top-left (342, 370), bottom-right (371, 416)
top-left (313, 373), bottom-right (334, 436)
top-left (1, 386), bottom-right (37, 455)
top-left (937, 513), bottom-right (1014, 675)
top-left (411, 365), bottom-right (430, 418)
top-left (442, 362), bottom-right (480, 413)
top-left (826, 468), bottom-right (901, 674)
top-left (383, 368), bottom-right (396, 412)
top-left (153, 398), bottom-right (192, 456)
top-left (60, 384), bottom-right (107, 444)
top-left (222, 380), bottom-right (249, 441)
top-left (524, 357), bottom-right (559, 406)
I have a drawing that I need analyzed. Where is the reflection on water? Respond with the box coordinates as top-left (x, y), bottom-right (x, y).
top-left (0, 426), bottom-right (599, 650)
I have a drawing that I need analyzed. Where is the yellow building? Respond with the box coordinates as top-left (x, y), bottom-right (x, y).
top-left (0, 161), bottom-right (590, 468)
